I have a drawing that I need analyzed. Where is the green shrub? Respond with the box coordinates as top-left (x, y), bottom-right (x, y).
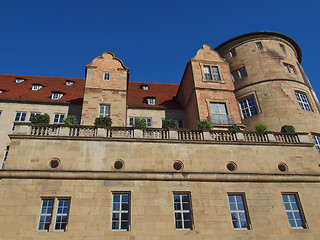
top-left (162, 119), bottom-right (178, 129)
top-left (94, 117), bottom-right (112, 127)
top-left (228, 125), bottom-right (241, 131)
top-left (281, 125), bottom-right (295, 133)
top-left (196, 120), bottom-right (212, 130)
top-left (31, 113), bottom-right (50, 124)
top-left (255, 122), bottom-right (268, 132)
top-left (133, 117), bottom-right (147, 128)
top-left (63, 116), bottom-right (77, 125)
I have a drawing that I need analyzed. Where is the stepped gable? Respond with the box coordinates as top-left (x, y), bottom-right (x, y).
top-left (0, 74), bottom-right (85, 104)
top-left (127, 81), bottom-right (182, 109)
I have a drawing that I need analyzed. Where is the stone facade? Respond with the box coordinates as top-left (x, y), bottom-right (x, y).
top-left (1, 31), bottom-right (320, 239)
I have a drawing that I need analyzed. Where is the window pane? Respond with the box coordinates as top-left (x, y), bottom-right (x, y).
top-left (111, 193), bottom-right (130, 231)
top-left (282, 194), bottom-right (306, 229)
top-left (228, 194), bottom-right (249, 230)
top-left (173, 193), bottom-right (192, 230)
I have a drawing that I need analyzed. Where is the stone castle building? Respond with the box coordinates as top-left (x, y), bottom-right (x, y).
top-left (1, 31), bottom-right (320, 239)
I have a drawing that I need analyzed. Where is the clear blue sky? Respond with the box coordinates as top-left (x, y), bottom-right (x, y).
top-left (1, 1), bottom-right (319, 95)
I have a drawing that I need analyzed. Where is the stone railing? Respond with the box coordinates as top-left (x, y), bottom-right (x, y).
top-left (11, 123), bottom-right (312, 145)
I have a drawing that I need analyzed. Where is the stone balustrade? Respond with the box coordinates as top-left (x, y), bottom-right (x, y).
top-left (11, 123), bottom-right (312, 145)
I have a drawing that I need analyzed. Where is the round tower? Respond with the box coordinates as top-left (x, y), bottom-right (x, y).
top-left (215, 32), bottom-right (320, 134)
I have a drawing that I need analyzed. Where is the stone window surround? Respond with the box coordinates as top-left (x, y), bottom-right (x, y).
top-left (236, 91), bottom-right (261, 118)
top-left (199, 63), bottom-right (225, 84)
top-left (282, 193), bottom-right (307, 229)
top-left (205, 98), bottom-right (232, 125)
top-left (37, 198), bottom-right (71, 232)
top-left (293, 88), bottom-right (314, 112)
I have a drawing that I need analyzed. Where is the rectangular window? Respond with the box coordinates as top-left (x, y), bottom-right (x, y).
top-left (211, 67), bottom-right (221, 81)
top-left (228, 194), bottom-right (250, 230)
top-left (230, 48), bottom-right (237, 57)
top-left (38, 199), bottom-right (54, 231)
top-left (256, 42), bottom-right (263, 50)
top-left (29, 112), bottom-right (40, 122)
top-left (99, 105), bottom-right (110, 118)
top-left (129, 117), bottom-right (152, 127)
top-left (54, 199), bottom-right (70, 231)
top-left (1, 146), bottom-right (9, 169)
top-left (173, 193), bottom-right (193, 230)
top-left (282, 194), bottom-right (307, 229)
top-left (15, 112), bottom-right (27, 122)
top-left (51, 92), bottom-right (63, 100)
top-left (210, 103), bottom-right (229, 124)
top-left (312, 135), bottom-right (320, 153)
top-left (111, 193), bottom-right (130, 231)
top-left (280, 44), bottom-right (286, 53)
top-left (238, 96), bottom-right (258, 118)
top-left (54, 114), bottom-right (65, 124)
top-left (295, 92), bottom-right (312, 111)
top-left (284, 63), bottom-right (296, 74)
top-left (103, 72), bottom-right (111, 81)
top-left (231, 67), bottom-right (247, 81)
top-left (203, 66), bottom-right (212, 80)
top-left (147, 98), bottom-right (156, 105)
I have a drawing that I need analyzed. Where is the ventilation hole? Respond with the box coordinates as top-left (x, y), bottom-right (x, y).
top-left (278, 163), bottom-right (288, 172)
top-left (49, 159), bottom-right (60, 169)
top-left (173, 161), bottom-right (183, 171)
top-left (227, 162), bottom-right (237, 171)
top-left (114, 160), bottom-right (124, 170)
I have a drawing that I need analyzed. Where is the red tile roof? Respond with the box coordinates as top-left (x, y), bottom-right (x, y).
top-left (127, 82), bottom-right (182, 109)
top-left (0, 74), bottom-right (85, 104)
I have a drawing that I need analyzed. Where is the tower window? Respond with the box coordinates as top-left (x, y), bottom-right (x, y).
top-left (238, 96), bottom-right (258, 118)
top-left (256, 42), bottom-right (263, 50)
top-left (295, 92), bottom-right (312, 111)
top-left (230, 48), bottom-right (237, 57)
top-left (231, 67), bottom-right (247, 81)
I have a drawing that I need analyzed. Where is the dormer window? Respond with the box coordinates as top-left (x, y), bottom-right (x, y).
top-left (0, 90), bottom-right (4, 94)
top-left (32, 84), bottom-right (42, 91)
top-left (141, 85), bottom-right (149, 90)
top-left (103, 72), bottom-right (111, 81)
top-left (65, 80), bottom-right (74, 86)
top-left (15, 78), bottom-right (25, 83)
top-left (51, 92), bottom-right (63, 100)
top-left (147, 97), bottom-right (156, 105)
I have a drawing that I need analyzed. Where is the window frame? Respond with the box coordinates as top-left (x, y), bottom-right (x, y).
top-left (1, 146), bottom-right (9, 169)
top-left (282, 193), bottom-right (307, 229)
top-left (210, 102), bottom-right (229, 124)
top-left (231, 67), bottom-right (247, 81)
top-left (230, 48), bottom-right (237, 57)
top-left (51, 92), bottom-right (63, 100)
top-left (238, 95), bottom-right (259, 119)
top-left (53, 199), bottom-right (71, 232)
top-left (32, 84), bottom-right (42, 91)
top-left (129, 117), bottom-right (152, 127)
top-left (173, 192), bottom-right (193, 231)
top-left (103, 72), bottom-right (111, 81)
top-left (111, 192), bottom-right (130, 231)
top-left (29, 112), bottom-right (41, 122)
top-left (202, 65), bottom-right (222, 82)
top-left (15, 78), bottom-right (25, 83)
top-left (99, 105), bottom-right (110, 118)
top-left (295, 91), bottom-right (312, 111)
top-left (227, 193), bottom-right (251, 230)
top-left (53, 114), bottom-right (65, 124)
top-left (37, 198), bottom-right (55, 232)
top-left (312, 134), bottom-right (320, 153)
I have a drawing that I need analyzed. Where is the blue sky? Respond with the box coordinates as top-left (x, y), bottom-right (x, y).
top-left (1, 1), bottom-right (319, 95)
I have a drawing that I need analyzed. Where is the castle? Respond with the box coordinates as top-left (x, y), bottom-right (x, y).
top-left (1, 31), bottom-right (320, 239)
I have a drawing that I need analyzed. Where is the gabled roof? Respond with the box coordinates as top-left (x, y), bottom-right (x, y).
top-left (0, 74), bottom-right (85, 104)
top-left (127, 82), bottom-right (182, 109)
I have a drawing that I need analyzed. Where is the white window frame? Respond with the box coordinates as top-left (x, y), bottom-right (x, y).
top-left (53, 114), bottom-right (65, 124)
top-left (228, 194), bottom-right (250, 230)
top-left (111, 193), bottom-right (130, 231)
top-left (54, 199), bottom-right (70, 232)
top-left (65, 81), bottom-right (73, 86)
top-left (312, 135), bottom-right (320, 153)
top-left (129, 117), bottom-right (152, 127)
top-left (295, 92), bottom-right (312, 111)
top-left (238, 96), bottom-right (259, 119)
top-left (15, 112), bottom-right (27, 122)
top-left (15, 78), bottom-right (25, 83)
top-left (29, 112), bottom-right (41, 122)
top-left (32, 84), bottom-right (42, 91)
top-left (173, 193), bottom-right (193, 230)
top-left (99, 105), bottom-right (110, 118)
top-left (103, 72), bottom-right (111, 81)
top-left (37, 199), bottom-right (54, 232)
top-left (147, 98), bottom-right (156, 105)
top-left (51, 92), bottom-right (63, 100)
top-left (282, 194), bottom-right (307, 229)
top-left (1, 146), bottom-right (9, 169)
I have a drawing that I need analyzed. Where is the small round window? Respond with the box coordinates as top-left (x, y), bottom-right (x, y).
top-left (173, 161), bottom-right (183, 171)
top-left (278, 163), bottom-right (288, 172)
top-left (227, 162), bottom-right (237, 172)
top-left (114, 160), bottom-right (124, 170)
top-left (49, 158), bottom-right (60, 169)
